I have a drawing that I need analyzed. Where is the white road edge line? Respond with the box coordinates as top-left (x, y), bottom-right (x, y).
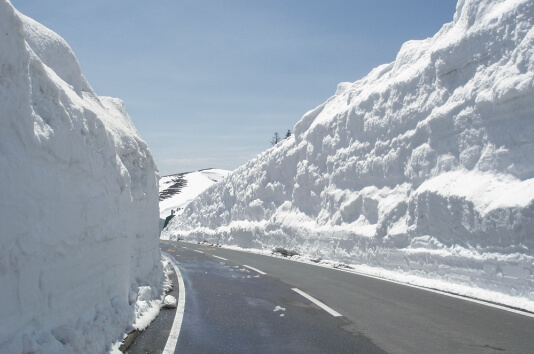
top-left (213, 255), bottom-right (228, 261)
top-left (243, 265), bottom-right (266, 275)
top-left (170, 241), bottom-right (534, 318)
top-left (323, 265), bottom-right (534, 319)
top-left (292, 288), bottom-right (342, 317)
top-left (162, 253), bottom-right (186, 354)
top-left (193, 250), bottom-right (204, 254)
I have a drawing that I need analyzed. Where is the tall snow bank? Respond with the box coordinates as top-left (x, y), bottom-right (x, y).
top-left (163, 0), bottom-right (534, 308)
top-left (0, 2), bottom-right (163, 352)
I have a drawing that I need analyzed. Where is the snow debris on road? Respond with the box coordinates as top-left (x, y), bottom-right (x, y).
top-left (163, 295), bottom-right (178, 309)
top-left (0, 2), bottom-right (163, 353)
top-left (274, 305), bottom-right (286, 317)
top-left (273, 306), bottom-right (286, 313)
top-left (162, 0), bottom-right (534, 312)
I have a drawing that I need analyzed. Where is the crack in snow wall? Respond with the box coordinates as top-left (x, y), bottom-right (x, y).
top-left (0, 2), bottom-right (163, 352)
top-left (163, 0), bottom-right (534, 308)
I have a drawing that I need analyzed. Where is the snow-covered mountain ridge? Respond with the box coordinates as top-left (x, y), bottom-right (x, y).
top-left (163, 0), bottom-right (534, 309)
top-left (159, 169), bottom-right (231, 219)
top-left (0, 2), bottom-right (163, 352)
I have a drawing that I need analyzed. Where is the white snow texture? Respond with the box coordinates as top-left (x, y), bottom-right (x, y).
top-left (163, 0), bottom-right (534, 308)
top-left (0, 2), bottom-right (163, 353)
top-left (159, 169), bottom-right (231, 219)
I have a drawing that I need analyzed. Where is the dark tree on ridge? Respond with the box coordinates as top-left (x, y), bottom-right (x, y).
top-left (270, 132), bottom-right (281, 146)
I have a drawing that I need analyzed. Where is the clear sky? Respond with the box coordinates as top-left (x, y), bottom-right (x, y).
top-left (11, 0), bottom-right (458, 176)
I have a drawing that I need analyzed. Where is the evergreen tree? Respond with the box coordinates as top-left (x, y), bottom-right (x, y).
top-left (270, 132), bottom-right (281, 146)
top-left (285, 129), bottom-right (291, 139)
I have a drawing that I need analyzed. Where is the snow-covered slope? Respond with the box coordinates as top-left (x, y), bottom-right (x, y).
top-left (0, 2), bottom-right (163, 352)
top-left (163, 0), bottom-right (534, 310)
top-left (159, 169), bottom-right (231, 219)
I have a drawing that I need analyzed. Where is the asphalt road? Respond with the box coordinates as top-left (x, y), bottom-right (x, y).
top-left (129, 241), bottom-right (534, 353)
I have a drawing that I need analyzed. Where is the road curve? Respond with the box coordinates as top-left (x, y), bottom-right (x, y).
top-left (169, 241), bottom-right (534, 354)
top-left (128, 241), bottom-right (534, 353)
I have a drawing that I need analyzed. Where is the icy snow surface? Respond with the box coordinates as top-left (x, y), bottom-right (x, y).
top-left (0, 2), bottom-right (164, 353)
top-left (163, 0), bottom-right (534, 311)
top-left (159, 169), bottom-right (231, 219)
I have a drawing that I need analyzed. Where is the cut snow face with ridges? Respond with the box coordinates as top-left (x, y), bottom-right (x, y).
top-left (162, 0), bottom-right (534, 310)
top-left (0, 2), bottom-right (162, 353)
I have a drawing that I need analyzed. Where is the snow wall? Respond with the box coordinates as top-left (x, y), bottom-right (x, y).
top-left (163, 0), bottom-right (534, 309)
top-left (0, 2), bottom-right (163, 352)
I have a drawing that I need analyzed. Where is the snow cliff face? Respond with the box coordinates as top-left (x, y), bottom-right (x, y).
top-left (163, 0), bottom-right (534, 305)
top-left (0, 2), bottom-right (162, 353)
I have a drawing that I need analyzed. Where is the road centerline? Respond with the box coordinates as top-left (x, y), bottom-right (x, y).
top-left (292, 288), bottom-right (342, 317)
top-left (212, 255), bottom-right (228, 261)
top-left (243, 265), bottom-right (266, 275)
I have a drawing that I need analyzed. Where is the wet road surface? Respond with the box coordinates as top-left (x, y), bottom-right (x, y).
top-left (128, 241), bottom-right (534, 353)
top-left (128, 242), bottom-right (384, 353)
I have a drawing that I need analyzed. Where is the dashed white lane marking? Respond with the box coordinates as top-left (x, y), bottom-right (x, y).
top-left (292, 288), bottom-right (342, 317)
top-left (170, 243), bottom-right (534, 319)
top-left (213, 255), bottom-right (228, 261)
top-left (193, 250), bottom-right (204, 254)
top-left (322, 263), bottom-right (534, 319)
top-left (162, 253), bottom-right (186, 354)
top-left (243, 265), bottom-right (266, 275)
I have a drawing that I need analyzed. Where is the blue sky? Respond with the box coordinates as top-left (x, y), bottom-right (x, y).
top-left (11, 0), bottom-right (458, 176)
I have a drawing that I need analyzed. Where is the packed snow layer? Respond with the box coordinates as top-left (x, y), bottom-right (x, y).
top-left (163, 0), bottom-right (534, 308)
top-left (0, 2), bottom-right (163, 353)
top-left (159, 169), bottom-right (231, 219)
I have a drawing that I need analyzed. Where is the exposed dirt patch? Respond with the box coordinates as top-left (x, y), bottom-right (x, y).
top-left (159, 173), bottom-right (187, 201)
